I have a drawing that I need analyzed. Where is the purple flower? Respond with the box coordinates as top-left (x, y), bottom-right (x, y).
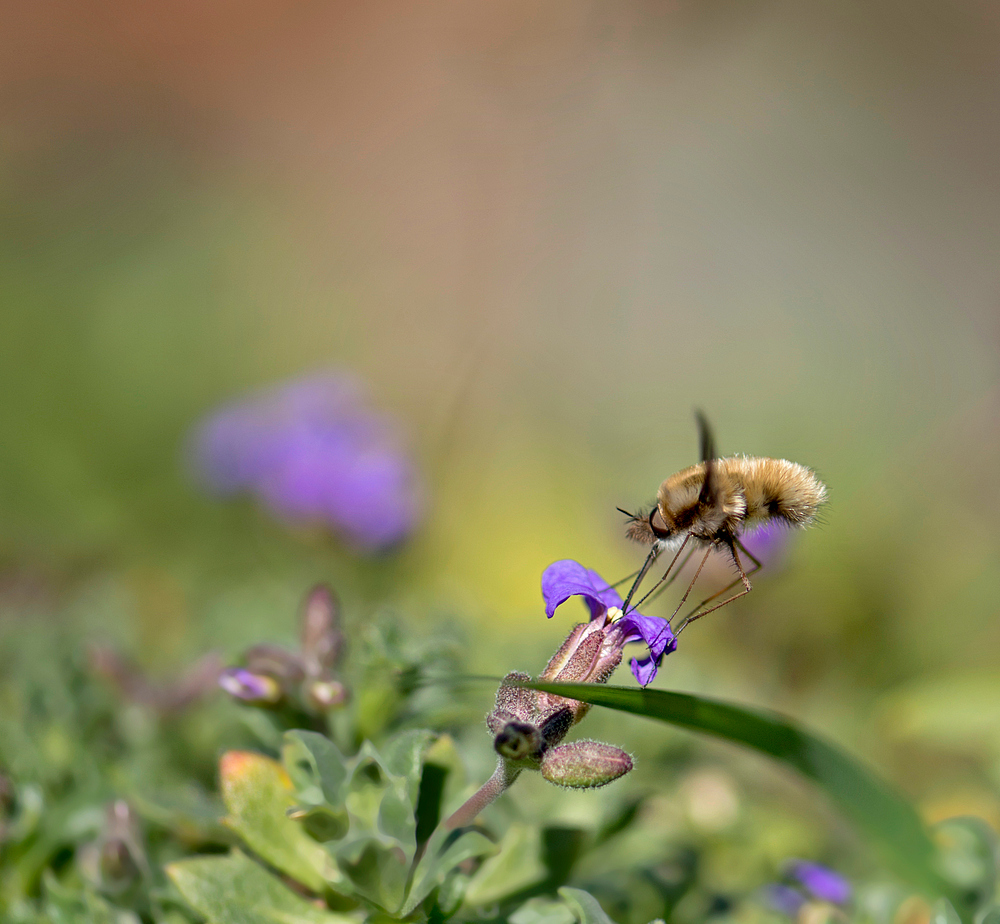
top-left (190, 372), bottom-right (421, 551)
top-left (741, 521), bottom-right (791, 568)
top-left (218, 668), bottom-right (282, 704)
top-left (541, 559), bottom-right (676, 686)
top-left (788, 860), bottom-right (852, 905)
top-left (762, 884), bottom-right (806, 917)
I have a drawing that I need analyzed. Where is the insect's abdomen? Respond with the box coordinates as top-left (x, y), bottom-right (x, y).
top-left (722, 457), bottom-right (826, 527)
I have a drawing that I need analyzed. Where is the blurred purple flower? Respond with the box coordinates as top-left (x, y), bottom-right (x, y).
top-left (762, 884), bottom-right (806, 917)
top-left (741, 521), bottom-right (791, 569)
top-left (190, 372), bottom-right (421, 550)
top-left (218, 668), bottom-right (282, 704)
top-left (542, 559), bottom-right (676, 686)
top-left (789, 860), bottom-right (852, 905)
top-left (761, 860), bottom-right (852, 917)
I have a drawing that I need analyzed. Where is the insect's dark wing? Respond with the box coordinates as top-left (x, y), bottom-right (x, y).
top-left (695, 410), bottom-right (715, 464)
top-left (695, 411), bottom-right (719, 509)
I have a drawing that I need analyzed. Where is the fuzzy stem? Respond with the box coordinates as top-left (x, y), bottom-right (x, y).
top-left (443, 759), bottom-right (521, 830)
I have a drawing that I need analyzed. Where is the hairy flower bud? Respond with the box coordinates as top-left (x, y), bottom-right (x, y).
top-left (540, 740), bottom-right (633, 789)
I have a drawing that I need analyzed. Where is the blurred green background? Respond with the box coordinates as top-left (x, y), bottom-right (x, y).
top-left (2, 0), bottom-right (999, 840)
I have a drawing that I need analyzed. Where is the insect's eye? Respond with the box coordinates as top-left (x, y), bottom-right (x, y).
top-left (648, 509), bottom-right (670, 539)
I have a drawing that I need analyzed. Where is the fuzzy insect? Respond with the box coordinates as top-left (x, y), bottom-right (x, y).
top-left (619, 413), bottom-right (826, 636)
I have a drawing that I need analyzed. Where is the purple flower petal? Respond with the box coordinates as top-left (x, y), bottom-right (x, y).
top-left (542, 559), bottom-right (677, 686)
top-left (789, 861), bottom-right (852, 905)
top-left (541, 559), bottom-right (623, 620)
top-left (762, 884), bottom-right (806, 917)
top-left (189, 372), bottom-right (422, 551)
top-left (630, 654), bottom-right (661, 687)
top-left (218, 668), bottom-right (282, 704)
top-left (616, 611), bottom-right (675, 686)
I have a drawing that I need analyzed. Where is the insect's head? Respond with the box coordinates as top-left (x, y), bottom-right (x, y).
top-left (647, 507), bottom-right (672, 540)
top-left (619, 506), bottom-right (673, 546)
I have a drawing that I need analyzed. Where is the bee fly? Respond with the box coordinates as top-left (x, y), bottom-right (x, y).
top-left (618, 413), bottom-right (826, 636)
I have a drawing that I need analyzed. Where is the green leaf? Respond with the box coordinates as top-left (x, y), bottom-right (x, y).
top-left (361, 732), bottom-right (435, 846)
top-left (931, 898), bottom-right (963, 924)
top-left (218, 751), bottom-right (341, 893)
top-left (283, 731), bottom-right (349, 808)
top-left (509, 898), bottom-right (577, 924)
top-left (335, 837), bottom-right (409, 912)
top-left (167, 850), bottom-right (354, 924)
top-left (463, 823), bottom-right (546, 908)
top-left (558, 887), bottom-right (619, 924)
top-left (934, 816), bottom-right (998, 908)
top-left (525, 682), bottom-right (963, 914)
top-left (401, 824), bottom-right (498, 916)
top-left (41, 870), bottom-right (129, 924)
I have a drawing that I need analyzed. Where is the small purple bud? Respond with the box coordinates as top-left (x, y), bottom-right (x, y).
top-left (218, 668), bottom-right (283, 704)
top-left (789, 860), bottom-right (852, 905)
top-left (540, 740), bottom-right (633, 789)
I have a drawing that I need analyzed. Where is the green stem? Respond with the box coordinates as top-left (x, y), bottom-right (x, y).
top-left (443, 759), bottom-right (521, 829)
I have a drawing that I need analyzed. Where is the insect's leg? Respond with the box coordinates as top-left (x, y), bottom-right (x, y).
top-left (673, 538), bottom-right (761, 636)
top-left (609, 567), bottom-right (642, 590)
top-left (666, 546), bottom-right (712, 626)
top-left (734, 536), bottom-right (762, 585)
top-left (631, 534), bottom-right (691, 610)
top-left (635, 542), bottom-right (695, 609)
top-left (620, 544), bottom-right (661, 616)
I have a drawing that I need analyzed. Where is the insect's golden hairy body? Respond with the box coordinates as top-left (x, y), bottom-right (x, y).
top-left (657, 456), bottom-right (826, 542)
top-left (634, 456), bottom-right (826, 541)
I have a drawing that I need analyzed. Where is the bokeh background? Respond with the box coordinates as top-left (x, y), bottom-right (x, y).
top-left (3, 0), bottom-right (1000, 858)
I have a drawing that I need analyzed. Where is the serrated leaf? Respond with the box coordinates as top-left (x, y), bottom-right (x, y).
top-left (558, 887), bottom-right (619, 924)
top-left (219, 751), bottom-right (340, 892)
top-left (526, 681), bottom-right (966, 917)
top-left (167, 850), bottom-right (354, 924)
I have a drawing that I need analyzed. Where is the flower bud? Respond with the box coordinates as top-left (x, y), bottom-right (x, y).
top-left (300, 584), bottom-right (344, 676)
top-left (243, 645), bottom-right (306, 684)
top-left (304, 678), bottom-right (348, 712)
top-left (218, 668), bottom-right (283, 704)
top-left (100, 837), bottom-right (140, 888)
top-left (540, 740), bottom-right (633, 789)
